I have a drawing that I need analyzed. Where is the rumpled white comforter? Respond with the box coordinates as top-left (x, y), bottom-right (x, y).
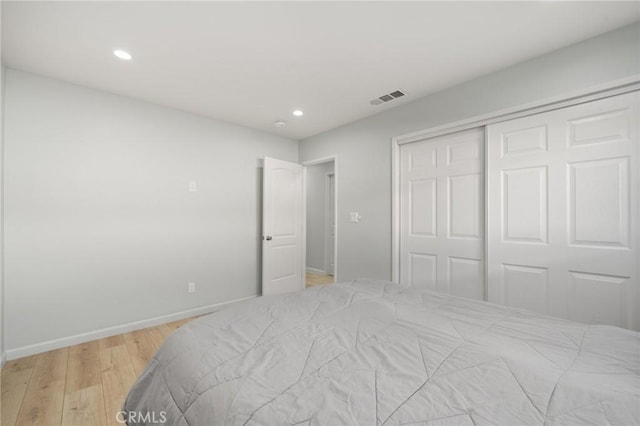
top-left (124, 280), bottom-right (640, 425)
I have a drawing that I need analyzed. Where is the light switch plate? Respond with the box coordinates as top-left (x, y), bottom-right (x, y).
top-left (349, 212), bottom-right (361, 223)
top-left (188, 181), bottom-right (197, 192)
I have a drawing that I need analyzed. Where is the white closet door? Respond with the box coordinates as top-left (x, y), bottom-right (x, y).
top-left (487, 91), bottom-right (639, 330)
top-left (400, 128), bottom-right (485, 300)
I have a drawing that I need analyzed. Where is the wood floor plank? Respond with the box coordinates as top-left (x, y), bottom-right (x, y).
top-left (306, 272), bottom-right (335, 287)
top-left (97, 335), bottom-right (125, 352)
top-left (165, 317), bottom-right (193, 332)
top-left (3, 354), bottom-right (39, 374)
top-left (15, 347), bottom-right (69, 426)
top-left (99, 345), bottom-right (137, 426)
top-left (61, 384), bottom-right (106, 426)
top-left (1, 366), bottom-right (34, 426)
top-left (65, 341), bottom-right (102, 393)
top-left (146, 324), bottom-right (173, 351)
top-left (123, 330), bottom-right (157, 376)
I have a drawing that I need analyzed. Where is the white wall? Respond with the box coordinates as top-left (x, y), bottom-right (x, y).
top-left (299, 23), bottom-right (640, 283)
top-left (305, 161), bottom-right (334, 272)
top-left (3, 69), bottom-right (298, 356)
top-left (0, 14), bottom-right (5, 363)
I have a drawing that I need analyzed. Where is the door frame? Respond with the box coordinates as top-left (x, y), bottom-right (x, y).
top-left (325, 172), bottom-right (336, 275)
top-left (302, 156), bottom-right (338, 282)
top-left (391, 75), bottom-right (640, 283)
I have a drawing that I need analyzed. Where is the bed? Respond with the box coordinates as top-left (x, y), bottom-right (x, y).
top-left (124, 280), bottom-right (640, 425)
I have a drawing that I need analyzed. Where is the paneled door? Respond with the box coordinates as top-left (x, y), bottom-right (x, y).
top-left (487, 91), bottom-right (639, 330)
top-left (399, 128), bottom-right (485, 300)
top-left (262, 157), bottom-right (304, 295)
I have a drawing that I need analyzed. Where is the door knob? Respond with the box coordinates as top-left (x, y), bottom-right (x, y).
top-left (265, 235), bottom-right (273, 241)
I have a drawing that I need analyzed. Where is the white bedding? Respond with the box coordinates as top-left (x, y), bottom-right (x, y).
top-left (124, 280), bottom-right (640, 425)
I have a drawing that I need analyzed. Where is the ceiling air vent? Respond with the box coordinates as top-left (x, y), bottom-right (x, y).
top-left (370, 89), bottom-right (406, 106)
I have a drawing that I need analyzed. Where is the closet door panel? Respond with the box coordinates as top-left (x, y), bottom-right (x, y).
top-left (487, 91), bottom-right (639, 330)
top-left (400, 128), bottom-right (485, 299)
top-left (501, 166), bottom-right (548, 244)
top-left (568, 157), bottom-right (629, 248)
top-left (448, 173), bottom-right (482, 239)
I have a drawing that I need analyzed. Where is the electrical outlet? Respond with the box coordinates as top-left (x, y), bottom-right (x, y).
top-left (188, 181), bottom-right (197, 192)
top-left (188, 282), bottom-right (196, 293)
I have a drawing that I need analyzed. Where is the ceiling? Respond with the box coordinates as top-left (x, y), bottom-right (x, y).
top-left (2, 2), bottom-right (639, 140)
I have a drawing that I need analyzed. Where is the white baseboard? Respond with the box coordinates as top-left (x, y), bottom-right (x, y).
top-left (5, 295), bottom-right (257, 361)
top-left (306, 267), bottom-right (327, 275)
top-left (1, 351), bottom-right (7, 368)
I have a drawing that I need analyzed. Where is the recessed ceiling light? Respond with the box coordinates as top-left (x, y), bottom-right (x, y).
top-left (113, 49), bottom-right (132, 61)
top-left (274, 121), bottom-right (286, 128)
top-left (292, 110), bottom-right (304, 117)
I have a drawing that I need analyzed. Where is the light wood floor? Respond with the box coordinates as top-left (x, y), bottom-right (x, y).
top-left (1, 317), bottom-right (195, 426)
top-left (306, 271), bottom-right (334, 287)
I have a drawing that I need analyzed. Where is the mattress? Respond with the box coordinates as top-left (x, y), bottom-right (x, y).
top-left (124, 280), bottom-right (640, 425)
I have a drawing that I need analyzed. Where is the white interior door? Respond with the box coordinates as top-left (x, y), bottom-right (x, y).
top-left (487, 91), bottom-right (639, 330)
top-left (399, 128), bottom-right (485, 300)
top-left (262, 157), bottom-right (304, 295)
top-left (326, 173), bottom-right (335, 276)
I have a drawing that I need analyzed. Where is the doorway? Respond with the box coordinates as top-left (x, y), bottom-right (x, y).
top-left (304, 159), bottom-right (336, 288)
